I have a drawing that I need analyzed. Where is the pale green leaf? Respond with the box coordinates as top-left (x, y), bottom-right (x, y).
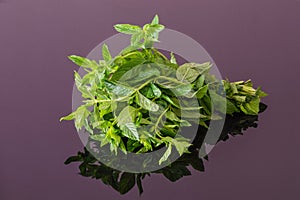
top-left (172, 139), bottom-right (191, 156)
top-left (120, 122), bottom-right (139, 140)
top-left (130, 32), bottom-right (144, 46)
top-left (151, 14), bottom-right (159, 25)
top-left (117, 106), bottom-right (137, 126)
top-left (114, 24), bottom-right (141, 34)
top-left (170, 52), bottom-right (177, 64)
top-left (74, 105), bottom-right (91, 131)
top-left (159, 143), bottom-right (172, 165)
top-left (68, 55), bottom-right (99, 69)
top-left (102, 44), bottom-right (112, 62)
top-left (60, 112), bottom-right (75, 121)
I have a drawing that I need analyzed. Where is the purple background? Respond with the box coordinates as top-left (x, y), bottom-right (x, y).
top-left (1, 0), bottom-right (299, 199)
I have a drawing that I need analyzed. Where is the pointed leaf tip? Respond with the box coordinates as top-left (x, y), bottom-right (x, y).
top-left (151, 14), bottom-right (159, 25)
top-left (102, 43), bottom-right (112, 62)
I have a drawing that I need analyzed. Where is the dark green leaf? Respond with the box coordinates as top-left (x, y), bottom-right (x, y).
top-left (150, 83), bottom-right (162, 97)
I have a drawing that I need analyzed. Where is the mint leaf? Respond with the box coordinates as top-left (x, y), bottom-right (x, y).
top-left (68, 55), bottom-right (99, 69)
top-left (136, 92), bottom-right (159, 112)
top-left (74, 105), bottom-right (90, 131)
top-left (102, 44), bottom-right (112, 62)
top-left (151, 14), bottom-right (159, 25)
top-left (120, 122), bottom-right (139, 140)
top-left (114, 24), bottom-right (141, 34)
top-left (159, 143), bottom-right (172, 165)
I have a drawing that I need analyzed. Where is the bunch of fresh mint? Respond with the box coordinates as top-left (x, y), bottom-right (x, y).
top-left (60, 15), bottom-right (267, 165)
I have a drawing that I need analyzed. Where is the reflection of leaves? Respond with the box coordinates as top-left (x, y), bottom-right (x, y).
top-left (160, 164), bottom-right (191, 182)
top-left (65, 104), bottom-right (267, 195)
top-left (136, 174), bottom-right (144, 195)
top-left (119, 173), bottom-right (136, 194)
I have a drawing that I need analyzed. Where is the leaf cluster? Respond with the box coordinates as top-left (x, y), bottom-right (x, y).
top-left (60, 15), bottom-right (267, 165)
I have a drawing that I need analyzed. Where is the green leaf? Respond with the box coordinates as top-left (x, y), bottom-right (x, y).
top-left (119, 172), bottom-right (136, 194)
top-left (226, 99), bottom-right (240, 115)
top-left (147, 24), bottom-right (165, 33)
top-left (170, 52), bottom-right (177, 64)
top-left (195, 75), bottom-right (205, 88)
top-left (156, 76), bottom-right (183, 88)
top-left (119, 64), bottom-right (160, 84)
top-left (150, 83), bottom-right (162, 97)
top-left (140, 118), bottom-right (152, 125)
top-left (102, 44), bottom-right (112, 62)
top-left (84, 118), bottom-right (93, 134)
top-left (74, 105), bottom-right (91, 131)
top-left (173, 108), bottom-right (203, 119)
top-left (230, 83), bottom-right (238, 94)
top-left (151, 14), bottom-right (159, 25)
top-left (196, 85), bottom-right (208, 99)
top-left (232, 95), bottom-right (247, 102)
top-left (90, 134), bottom-right (105, 141)
top-left (176, 62), bottom-right (211, 83)
top-left (127, 139), bottom-right (142, 152)
top-left (114, 24), bottom-right (141, 34)
top-left (131, 32), bottom-right (144, 47)
top-left (136, 92), bottom-right (159, 111)
top-left (172, 83), bottom-right (193, 96)
top-left (159, 143), bottom-right (172, 165)
top-left (74, 71), bottom-right (93, 99)
top-left (240, 97), bottom-right (260, 115)
top-left (120, 122), bottom-right (139, 140)
top-left (172, 139), bottom-right (191, 156)
top-left (141, 86), bottom-right (154, 99)
top-left (165, 111), bottom-right (180, 121)
top-left (104, 81), bottom-right (134, 98)
top-left (60, 112), bottom-right (75, 121)
top-left (117, 106), bottom-right (137, 126)
top-left (256, 86), bottom-right (268, 97)
top-left (68, 55), bottom-right (99, 69)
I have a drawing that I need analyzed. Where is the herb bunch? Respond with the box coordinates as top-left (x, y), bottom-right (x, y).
top-left (60, 15), bottom-right (267, 165)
